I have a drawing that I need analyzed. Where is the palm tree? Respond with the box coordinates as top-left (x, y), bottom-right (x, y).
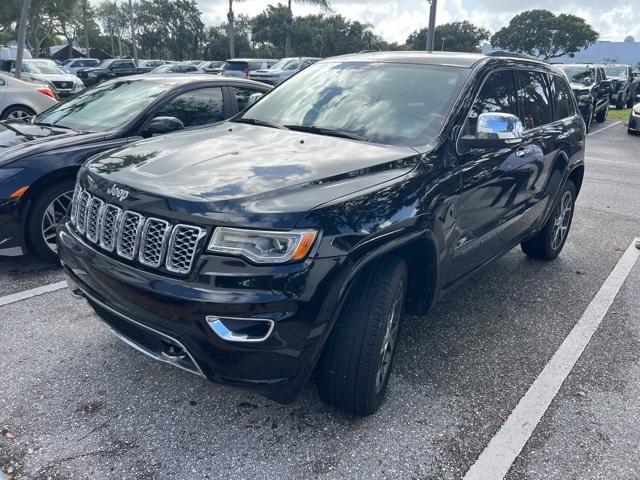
top-left (285, 0), bottom-right (332, 56)
top-left (227, 0), bottom-right (243, 59)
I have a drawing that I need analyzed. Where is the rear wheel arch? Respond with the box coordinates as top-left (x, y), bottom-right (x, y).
top-left (568, 164), bottom-right (585, 195)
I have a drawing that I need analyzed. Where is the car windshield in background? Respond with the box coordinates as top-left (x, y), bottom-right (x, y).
top-left (604, 66), bottom-right (626, 78)
top-left (35, 80), bottom-right (167, 132)
top-left (558, 66), bottom-right (595, 85)
top-left (240, 61), bottom-right (467, 147)
top-left (24, 61), bottom-right (65, 74)
top-left (270, 59), bottom-right (301, 71)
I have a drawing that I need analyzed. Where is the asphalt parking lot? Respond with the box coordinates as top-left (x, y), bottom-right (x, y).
top-left (1, 118), bottom-right (639, 480)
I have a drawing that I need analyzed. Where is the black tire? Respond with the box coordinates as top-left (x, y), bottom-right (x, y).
top-left (25, 179), bottom-right (76, 262)
top-left (317, 256), bottom-right (407, 416)
top-left (521, 180), bottom-right (576, 261)
top-left (1, 105), bottom-right (36, 120)
top-left (595, 106), bottom-right (608, 123)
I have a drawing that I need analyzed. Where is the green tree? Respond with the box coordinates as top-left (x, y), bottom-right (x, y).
top-left (406, 21), bottom-right (490, 52)
top-left (491, 10), bottom-right (599, 60)
top-left (284, 0), bottom-right (332, 56)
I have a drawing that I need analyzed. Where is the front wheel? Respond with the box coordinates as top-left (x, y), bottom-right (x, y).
top-left (25, 179), bottom-right (76, 261)
top-left (1, 105), bottom-right (36, 120)
top-left (595, 105), bottom-right (608, 123)
top-left (521, 180), bottom-right (576, 261)
top-left (317, 256), bottom-right (407, 416)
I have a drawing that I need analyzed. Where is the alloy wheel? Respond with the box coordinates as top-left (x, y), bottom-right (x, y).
top-left (41, 190), bottom-right (74, 253)
top-left (375, 284), bottom-right (404, 393)
top-left (551, 190), bottom-right (573, 251)
top-left (7, 109), bottom-right (32, 120)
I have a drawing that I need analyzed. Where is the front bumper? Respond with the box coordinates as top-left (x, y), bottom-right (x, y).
top-left (0, 196), bottom-right (26, 255)
top-left (57, 222), bottom-right (348, 403)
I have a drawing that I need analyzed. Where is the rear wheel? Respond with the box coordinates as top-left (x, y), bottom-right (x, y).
top-left (26, 179), bottom-right (75, 261)
top-left (521, 180), bottom-right (576, 261)
top-left (1, 105), bottom-right (36, 120)
top-left (317, 256), bottom-right (407, 416)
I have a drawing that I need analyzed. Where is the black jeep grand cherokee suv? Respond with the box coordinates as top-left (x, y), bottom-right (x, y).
top-left (58, 52), bottom-right (585, 416)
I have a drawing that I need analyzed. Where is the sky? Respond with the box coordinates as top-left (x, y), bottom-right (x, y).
top-left (194, 0), bottom-right (640, 44)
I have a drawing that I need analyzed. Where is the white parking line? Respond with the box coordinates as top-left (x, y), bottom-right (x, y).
top-left (586, 156), bottom-right (636, 167)
top-left (588, 121), bottom-right (622, 136)
top-left (464, 238), bottom-right (640, 480)
top-left (0, 280), bottom-right (68, 307)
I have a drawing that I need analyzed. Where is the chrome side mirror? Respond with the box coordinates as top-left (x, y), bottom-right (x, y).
top-left (461, 112), bottom-right (524, 150)
top-left (247, 92), bottom-right (264, 107)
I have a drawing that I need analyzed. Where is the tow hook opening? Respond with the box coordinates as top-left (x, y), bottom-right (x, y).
top-left (161, 342), bottom-right (187, 360)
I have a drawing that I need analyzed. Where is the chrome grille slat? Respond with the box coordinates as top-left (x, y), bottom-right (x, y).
top-left (166, 225), bottom-right (204, 274)
top-left (99, 204), bottom-right (122, 252)
top-left (69, 187), bottom-right (203, 274)
top-left (85, 197), bottom-right (104, 243)
top-left (75, 191), bottom-right (91, 234)
top-left (139, 218), bottom-right (171, 267)
top-left (117, 211), bottom-right (145, 260)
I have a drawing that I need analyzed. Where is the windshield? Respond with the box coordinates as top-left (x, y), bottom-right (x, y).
top-left (240, 61), bottom-right (467, 147)
top-left (604, 66), bottom-right (627, 78)
top-left (23, 61), bottom-right (65, 74)
top-left (270, 59), bottom-right (301, 71)
top-left (151, 65), bottom-right (173, 73)
top-left (35, 80), bottom-right (168, 132)
top-left (558, 66), bottom-right (595, 85)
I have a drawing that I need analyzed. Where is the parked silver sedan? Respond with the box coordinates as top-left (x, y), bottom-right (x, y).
top-left (0, 72), bottom-right (58, 120)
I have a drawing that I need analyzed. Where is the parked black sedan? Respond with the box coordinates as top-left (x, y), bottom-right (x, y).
top-left (0, 75), bottom-right (270, 259)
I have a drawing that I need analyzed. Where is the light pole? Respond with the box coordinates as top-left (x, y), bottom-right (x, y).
top-left (425, 0), bottom-right (437, 52)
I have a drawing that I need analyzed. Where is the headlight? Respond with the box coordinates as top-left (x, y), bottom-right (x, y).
top-left (633, 105), bottom-right (640, 116)
top-left (207, 227), bottom-right (318, 264)
top-left (0, 168), bottom-right (23, 183)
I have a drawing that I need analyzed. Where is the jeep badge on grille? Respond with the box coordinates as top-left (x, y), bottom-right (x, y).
top-left (107, 184), bottom-right (130, 201)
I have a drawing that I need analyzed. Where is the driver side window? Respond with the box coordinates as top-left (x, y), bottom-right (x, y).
top-left (155, 88), bottom-right (225, 128)
top-left (466, 70), bottom-right (518, 136)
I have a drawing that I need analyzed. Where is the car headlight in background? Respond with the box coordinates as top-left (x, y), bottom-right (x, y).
top-left (633, 105), bottom-right (640, 116)
top-left (208, 227), bottom-right (318, 264)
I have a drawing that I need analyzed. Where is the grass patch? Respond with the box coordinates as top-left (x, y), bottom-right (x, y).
top-left (608, 108), bottom-right (630, 123)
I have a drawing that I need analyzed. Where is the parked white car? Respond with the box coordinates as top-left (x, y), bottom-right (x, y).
top-left (18, 59), bottom-right (85, 98)
top-left (0, 72), bottom-right (58, 120)
top-left (60, 58), bottom-right (100, 75)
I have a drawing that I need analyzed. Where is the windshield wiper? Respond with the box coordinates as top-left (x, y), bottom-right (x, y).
top-left (232, 117), bottom-right (288, 130)
top-left (283, 124), bottom-right (369, 142)
top-left (33, 121), bottom-right (78, 132)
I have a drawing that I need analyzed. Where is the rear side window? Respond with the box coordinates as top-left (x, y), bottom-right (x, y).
top-left (553, 76), bottom-right (575, 120)
top-left (225, 62), bottom-right (248, 71)
top-left (468, 70), bottom-right (518, 135)
top-left (517, 71), bottom-right (552, 130)
top-left (155, 87), bottom-right (225, 127)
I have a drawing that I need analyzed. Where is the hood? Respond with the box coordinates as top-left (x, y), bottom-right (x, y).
top-left (0, 121), bottom-right (102, 166)
top-left (26, 73), bottom-right (80, 83)
top-left (570, 83), bottom-right (593, 92)
top-left (85, 123), bottom-right (419, 227)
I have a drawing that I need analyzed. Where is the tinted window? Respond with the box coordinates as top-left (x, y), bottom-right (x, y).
top-left (553, 76), bottom-right (575, 120)
top-left (468, 70), bottom-right (518, 135)
top-left (225, 62), bottom-right (248, 71)
top-left (234, 87), bottom-right (262, 111)
top-left (241, 62), bottom-right (468, 147)
top-left (518, 71), bottom-right (552, 130)
top-left (155, 88), bottom-right (224, 127)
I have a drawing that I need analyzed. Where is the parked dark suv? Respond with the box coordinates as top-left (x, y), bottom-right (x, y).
top-left (557, 63), bottom-right (611, 132)
top-left (58, 52), bottom-right (586, 416)
top-left (603, 64), bottom-right (639, 109)
top-left (77, 59), bottom-right (138, 86)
